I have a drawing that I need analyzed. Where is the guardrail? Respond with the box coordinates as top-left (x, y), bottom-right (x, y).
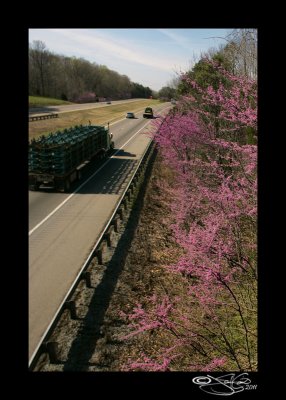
top-left (29, 113), bottom-right (58, 122)
top-left (28, 139), bottom-right (156, 370)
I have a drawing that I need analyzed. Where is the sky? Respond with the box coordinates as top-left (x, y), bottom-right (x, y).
top-left (28, 29), bottom-right (230, 91)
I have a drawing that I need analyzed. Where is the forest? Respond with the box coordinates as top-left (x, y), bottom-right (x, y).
top-left (29, 41), bottom-right (154, 102)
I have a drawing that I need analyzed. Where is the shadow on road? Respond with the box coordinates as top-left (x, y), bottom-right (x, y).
top-left (113, 149), bottom-right (137, 157)
top-left (62, 148), bottom-right (157, 371)
top-left (31, 149), bottom-right (139, 195)
top-left (29, 106), bottom-right (60, 114)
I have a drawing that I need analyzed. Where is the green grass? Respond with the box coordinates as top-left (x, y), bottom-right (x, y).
top-left (29, 96), bottom-right (73, 108)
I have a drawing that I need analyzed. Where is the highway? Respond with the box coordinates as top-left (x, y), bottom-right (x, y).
top-left (29, 102), bottom-right (170, 361)
top-left (29, 98), bottom-right (144, 115)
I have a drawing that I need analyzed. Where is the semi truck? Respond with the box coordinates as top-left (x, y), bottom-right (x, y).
top-left (143, 107), bottom-right (154, 118)
top-left (29, 124), bottom-right (114, 192)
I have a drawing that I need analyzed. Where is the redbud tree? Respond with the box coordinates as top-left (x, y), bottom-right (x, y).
top-left (122, 59), bottom-right (257, 371)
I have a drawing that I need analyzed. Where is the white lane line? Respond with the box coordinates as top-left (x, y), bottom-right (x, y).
top-left (29, 121), bottom-right (150, 236)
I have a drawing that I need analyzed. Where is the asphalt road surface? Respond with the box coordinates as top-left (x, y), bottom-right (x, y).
top-left (29, 98), bottom-right (145, 115)
top-left (29, 103), bottom-right (171, 361)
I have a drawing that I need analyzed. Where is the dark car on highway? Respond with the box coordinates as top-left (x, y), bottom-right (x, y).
top-left (126, 112), bottom-right (135, 118)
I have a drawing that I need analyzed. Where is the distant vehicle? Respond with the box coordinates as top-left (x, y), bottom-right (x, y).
top-left (143, 107), bottom-right (153, 118)
top-left (106, 101), bottom-right (111, 104)
top-left (126, 112), bottom-right (135, 119)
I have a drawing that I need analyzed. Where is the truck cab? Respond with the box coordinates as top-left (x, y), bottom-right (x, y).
top-left (143, 107), bottom-right (153, 118)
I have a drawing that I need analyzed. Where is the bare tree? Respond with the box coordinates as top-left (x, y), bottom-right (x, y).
top-left (167, 75), bottom-right (181, 90)
top-left (222, 29), bottom-right (257, 79)
top-left (29, 41), bottom-right (50, 96)
top-left (205, 29), bottom-right (257, 80)
top-left (29, 41), bottom-right (147, 101)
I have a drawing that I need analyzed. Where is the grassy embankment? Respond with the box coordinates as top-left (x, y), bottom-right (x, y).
top-left (29, 96), bottom-right (73, 107)
top-left (29, 99), bottom-right (160, 140)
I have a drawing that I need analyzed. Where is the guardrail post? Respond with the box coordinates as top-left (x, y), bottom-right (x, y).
top-left (96, 241), bottom-right (107, 264)
top-left (112, 216), bottom-right (121, 232)
top-left (65, 300), bottom-right (77, 319)
top-left (104, 225), bottom-right (114, 246)
top-left (122, 197), bottom-right (128, 209)
top-left (129, 184), bottom-right (134, 194)
top-left (81, 271), bottom-right (92, 288)
top-left (126, 189), bottom-right (132, 201)
top-left (46, 341), bottom-right (59, 364)
top-left (118, 205), bottom-right (125, 219)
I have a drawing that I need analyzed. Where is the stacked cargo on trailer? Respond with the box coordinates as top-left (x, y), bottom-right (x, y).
top-left (29, 124), bottom-right (114, 192)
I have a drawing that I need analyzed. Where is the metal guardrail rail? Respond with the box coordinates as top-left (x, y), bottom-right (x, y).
top-left (29, 113), bottom-right (58, 122)
top-left (28, 139), bottom-right (156, 370)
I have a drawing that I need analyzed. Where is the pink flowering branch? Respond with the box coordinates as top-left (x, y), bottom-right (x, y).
top-left (122, 60), bottom-right (257, 371)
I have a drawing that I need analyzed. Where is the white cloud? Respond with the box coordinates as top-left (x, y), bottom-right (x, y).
top-left (157, 29), bottom-right (192, 50)
top-left (50, 29), bottom-right (181, 72)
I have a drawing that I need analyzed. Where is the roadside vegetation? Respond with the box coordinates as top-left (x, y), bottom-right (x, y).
top-left (118, 29), bottom-right (257, 372)
top-left (29, 96), bottom-right (73, 108)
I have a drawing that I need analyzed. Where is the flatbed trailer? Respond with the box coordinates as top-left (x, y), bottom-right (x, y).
top-left (29, 124), bottom-right (114, 192)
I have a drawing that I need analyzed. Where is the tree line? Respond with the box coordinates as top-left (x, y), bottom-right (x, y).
top-left (29, 41), bottom-right (153, 102)
top-left (29, 29), bottom-right (257, 104)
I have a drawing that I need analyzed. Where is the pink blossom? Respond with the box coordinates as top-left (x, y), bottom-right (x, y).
top-left (122, 59), bottom-right (257, 371)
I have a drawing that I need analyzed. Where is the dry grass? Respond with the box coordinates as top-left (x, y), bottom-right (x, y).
top-left (92, 153), bottom-right (188, 370)
top-left (29, 99), bottom-right (160, 140)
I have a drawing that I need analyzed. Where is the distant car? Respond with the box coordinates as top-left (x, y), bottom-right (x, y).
top-left (106, 101), bottom-right (111, 104)
top-left (126, 112), bottom-right (135, 118)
